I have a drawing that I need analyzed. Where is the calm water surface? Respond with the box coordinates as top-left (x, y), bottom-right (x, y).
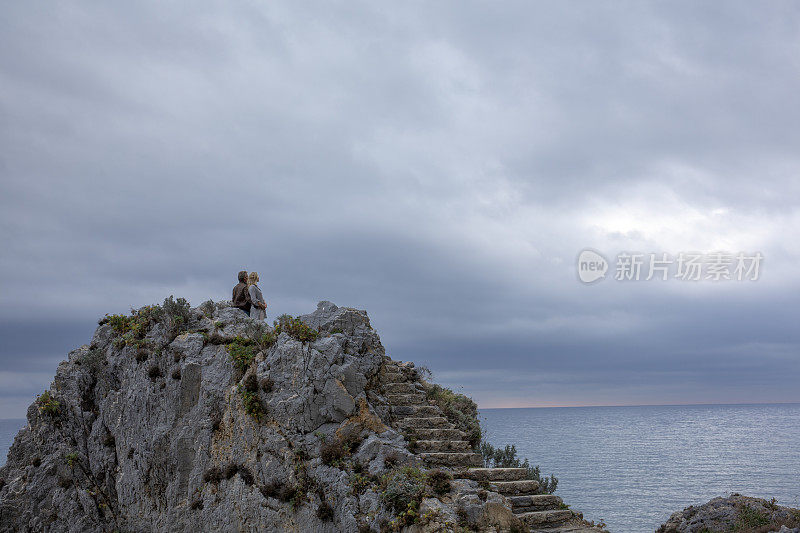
top-left (480, 404), bottom-right (800, 533)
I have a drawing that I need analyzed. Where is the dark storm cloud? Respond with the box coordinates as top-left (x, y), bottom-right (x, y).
top-left (1, 1), bottom-right (799, 416)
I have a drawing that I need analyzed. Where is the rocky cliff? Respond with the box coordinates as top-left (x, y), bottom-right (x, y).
top-left (658, 494), bottom-right (800, 533)
top-left (0, 299), bottom-right (601, 533)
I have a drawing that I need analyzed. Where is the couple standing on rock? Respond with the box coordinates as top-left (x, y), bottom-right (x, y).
top-left (232, 270), bottom-right (267, 320)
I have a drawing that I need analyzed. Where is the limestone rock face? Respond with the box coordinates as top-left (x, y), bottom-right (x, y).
top-left (0, 300), bottom-right (515, 533)
top-left (658, 494), bottom-right (800, 533)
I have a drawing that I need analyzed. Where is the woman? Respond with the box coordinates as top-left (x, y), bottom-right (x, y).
top-left (247, 271), bottom-right (267, 320)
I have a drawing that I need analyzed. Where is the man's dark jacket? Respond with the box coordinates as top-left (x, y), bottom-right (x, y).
top-left (232, 281), bottom-right (251, 313)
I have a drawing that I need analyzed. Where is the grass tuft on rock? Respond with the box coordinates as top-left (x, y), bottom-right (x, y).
top-left (274, 314), bottom-right (319, 343)
top-left (226, 337), bottom-right (256, 371)
top-left (237, 384), bottom-right (265, 421)
top-left (380, 466), bottom-right (427, 527)
top-left (36, 390), bottom-right (61, 417)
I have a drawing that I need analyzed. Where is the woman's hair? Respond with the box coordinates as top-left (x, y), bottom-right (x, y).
top-left (247, 271), bottom-right (259, 285)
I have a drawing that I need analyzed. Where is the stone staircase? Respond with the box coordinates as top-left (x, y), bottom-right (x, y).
top-left (464, 468), bottom-right (575, 531)
top-left (380, 360), bottom-right (598, 532)
top-left (383, 361), bottom-right (482, 468)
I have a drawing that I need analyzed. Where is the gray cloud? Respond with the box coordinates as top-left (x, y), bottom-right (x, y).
top-left (1, 1), bottom-right (799, 417)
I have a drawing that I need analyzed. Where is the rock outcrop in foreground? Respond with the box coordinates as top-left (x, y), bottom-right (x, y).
top-left (658, 494), bottom-right (800, 533)
top-left (0, 299), bottom-right (601, 532)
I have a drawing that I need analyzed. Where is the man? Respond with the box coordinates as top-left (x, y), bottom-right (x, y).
top-left (232, 270), bottom-right (251, 314)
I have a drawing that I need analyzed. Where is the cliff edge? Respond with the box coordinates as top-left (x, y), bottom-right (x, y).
top-left (0, 298), bottom-right (601, 533)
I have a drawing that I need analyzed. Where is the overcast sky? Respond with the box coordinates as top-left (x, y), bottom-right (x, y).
top-left (1, 1), bottom-right (799, 418)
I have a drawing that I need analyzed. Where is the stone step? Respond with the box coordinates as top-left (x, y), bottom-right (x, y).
top-left (382, 371), bottom-right (404, 382)
top-left (488, 479), bottom-right (540, 495)
top-left (392, 405), bottom-right (440, 417)
top-left (386, 393), bottom-right (427, 405)
top-left (508, 494), bottom-right (563, 512)
top-left (529, 525), bottom-right (601, 533)
top-left (516, 509), bottom-right (573, 527)
top-left (418, 452), bottom-right (483, 468)
top-left (464, 467), bottom-right (528, 482)
top-left (398, 416), bottom-right (453, 430)
top-left (404, 428), bottom-right (465, 440)
top-left (383, 382), bottom-right (419, 394)
top-left (414, 440), bottom-right (472, 453)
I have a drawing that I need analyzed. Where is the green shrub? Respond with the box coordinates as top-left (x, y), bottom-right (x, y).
top-left (349, 472), bottom-right (374, 495)
top-left (163, 295), bottom-right (191, 335)
top-left (199, 300), bottom-right (215, 319)
top-left (259, 331), bottom-right (277, 349)
top-left (380, 466), bottom-right (426, 516)
top-left (76, 348), bottom-right (106, 376)
top-left (102, 303), bottom-right (165, 347)
top-left (237, 385), bottom-right (265, 421)
top-left (274, 314), bottom-right (319, 343)
top-left (226, 337), bottom-right (256, 371)
top-left (425, 384), bottom-right (481, 448)
top-left (480, 441), bottom-right (558, 494)
top-left (64, 452), bottom-right (79, 468)
top-left (734, 504), bottom-right (770, 529)
top-left (36, 390), bottom-right (60, 416)
top-left (101, 297), bottom-right (190, 348)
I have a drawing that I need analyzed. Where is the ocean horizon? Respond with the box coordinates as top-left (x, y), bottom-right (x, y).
top-left (3, 402), bottom-right (799, 532)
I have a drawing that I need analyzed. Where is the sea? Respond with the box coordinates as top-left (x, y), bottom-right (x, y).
top-left (1, 404), bottom-right (798, 533)
top-left (480, 404), bottom-right (800, 533)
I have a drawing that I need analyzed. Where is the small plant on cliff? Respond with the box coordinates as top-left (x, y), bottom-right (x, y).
top-left (199, 299), bottom-right (215, 319)
top-left (226, 337), bottom-right (256, 371)
top-left (237, 384), bottom-right (265, 421)
top-left (101, 303), bottom-right (164, 347)
top-left (734, 504), bottom-right (770, 529)
top-left (76, 348), bottom-right (106, 376)
top-left (425, 383), bottom-right (481, 448)
top-left (64, 452), bottom-right (79, 468)
top-left (380, 466), bottom-right (426, 526)
top-left (320, 439), bottom-right (348, 466)
top-left (427, 469), bottom-right (452, 496)
top-left (100, 296), bottom-right (190, 347)
top-left (163, 295), bottom-right (192, 336)
top-left (480, 442), bottom-right (558, 494)
top-left (36, 390), bottom-right (60, 416)
top-left (274, 314), bottom-right (319, 342)
top-left (258, 331), bottom-right (277, 350)
top-left (349, 472), bottom-right (375, 495)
